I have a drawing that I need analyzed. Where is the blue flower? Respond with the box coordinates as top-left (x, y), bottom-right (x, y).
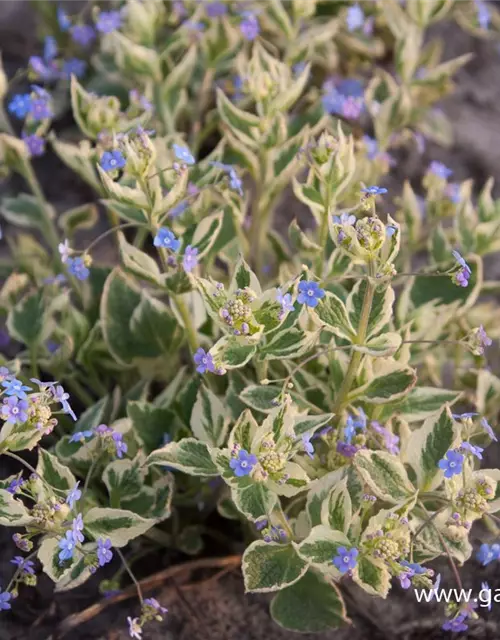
top-left (452, 412), bottom-right (478, 421)
top-left (154, 227), bottom-right (181, 251)
top-left (452, 250), bottom-right (472, 287)
top-left (183, 245), bottom-right (199, 273)
top-left (400, 560), bottom-right (426, 575)
top-left (302, 434), bottom-right (314, 459)
top-left (100, 150), bottom-right (126, 172)
top-left (1, 397), bottom-right (29, 424)
top-left (62, 58), bottom-right (87, 79)
top-left (95, 10), bottom-right (122, 33)
top-left (206, 1), bottom-right (227, 17)
top-left (58, 531), bottom-right (76, 564)
top-left (143, 598), bottom-right (168, 616)
top-left (229, 449), bottom-right (257, 477)
top-left (276, 289), bottom-right (295, 316)
top-left (6, 478), bottom-right (25, 495)
top-left (44, 35), bottom-right (58, 61)
top-left (10, 556), bottom-right (35, 575)
top-left (0, 588), bottom-right (12, 611)
top-left (452, 250), bottom-right (471, 274)
top-left (481, 417), bottom-right (497, 442)
top-left (428, 161), bottom-right (452, 179)
top-left (336, 441), bottom-right (358, 458)
top-left (71, 513), bottom-right (85, 543)
top-left (193, 348), bottom-right (216, 374)
top-left (240, 12), bottom-right (260, 41)
top-left (71, 24), bottom-right (96, 46)
top-left (69, 430), bottom-right (93, 444)
top-left (442, 615), bottom-right (468, 633)
top-left (297, 280), bottom-right (325, 308)
top-left (333, 212), bottom-right (356, 226)
top-left (28, 88), bottom-right (53, 121)
top-left (8, 94), bottom-right (32, 119)
top-left (51, 384), bottom-right (77, 420)
top-left (22, 133), bottom-right (45, 157)
top-left (363, 135), bottom-right (379, 159)
top-left (333, 546), bottom-right (358, 574)
top-left (346, 4), bottom-right (365, 31)
top-left (459, 441), bottom-right (483, 460)
top-left (97, 538), bottom-right (113, 566)
top-left (362, 185), bottom-right (388, 196)
top-left (173, 144), bottom-right (195, 165)
top-left (66, 482), bottom-right (82, 510)
top-left (438, 450), bottom-right (464, 478)
top-left (57, 6), bottom-right (72, 31)
top-left (445, 182), bottom-right (461, 204)
top-left (67, 256), bottom-right (90, 281)
top-left (211, 162), bottom-right (244, 196)
top-left (477, 543), bottom-right (500, 566)
top-left (112, 432), bottom-right (128, 458)
top-left (2, 378), bottom-right (31, 399)
top-left (475, 0), bottom-right (490, 29)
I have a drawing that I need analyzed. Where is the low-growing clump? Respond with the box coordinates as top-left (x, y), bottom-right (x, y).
top-left (0, 0), bottom-right (500, 636)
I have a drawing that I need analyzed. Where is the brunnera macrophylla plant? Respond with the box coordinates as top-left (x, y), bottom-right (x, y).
top-left (0, 0), bottom-right (500, 636)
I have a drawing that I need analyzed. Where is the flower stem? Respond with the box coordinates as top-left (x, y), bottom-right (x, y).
top-left (116, 548), bottom-right (144, 604)
top-left (173, 294), bottom-right (199, 355)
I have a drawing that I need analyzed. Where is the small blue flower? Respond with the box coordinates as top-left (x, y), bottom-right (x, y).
top-left (29, 94), bottom-right (53, 121)
top-left (62, 58), bottom-right (87, 79)
top-left (229, 449), bottom-right (257, 477)
top-left (346, 4), bottom-right (365, 31)
top-left (194, 348), bottom-right (216, 374)
top-left (66, 482), bottom-right (82, 510)
top-left (438, 449), bottom-right (464, 478)
top-left (183, 245), bottom-right (199, 273)
top-left (481, 417), bottom-right (497, 442)
top-left (57, 6), bottom-right (72, 31)
top-left (95, 10), bottom-right (122, 33)
top-left (240, 12), bottom-right (260, 41)
top-left (22, 133), bottom-right (45, 157)
top-left (400, 560), bottom-right (426, 575)
top-left (71, 24), bottom-right (96, 46)
top-left (333, 212), bottom-right (356, 226)
top-left (386, 225), bottom-right (397, 237)
top-left (1, 396), bottom-right (29, 424)
top-left (452, 250), bottom-right (471, 274)
top-left (100, 150), bottom-right (126, 172)
top-left (276, 289), bottom-right (295, 316)
top-left (71, 513), bottom-right (85, 543)
top-left (333, 546), bottom-right (358, 574)
top-left (154, 228), bottom-right (181, 251)
top-left (112, 432), bottom-right (128, 458)
top-left (442, 615), bottom-right (468, 633)
top-left (58, 531), bottom-right (76, 564)
top-left (44, 35), bottom-right (58, 61)
top-left (69, 430), bottom-right (93, 445)
top-left (173, 144), bottom-right (195, 165)
top-left (428, 161), bottom-right (452, 180)
top-left (477, 543), bottom-right (500, 566)
top-left (8, 94), bottom-right (32, 119)
top-left (97, 538), bottom-right (113, 567)
top-left (67, 256), bottom-right (90, 281)
top-left (0, 588), bottom-right (12, 611)
top-left (6, 478), bottom-right (25, 495)
top-left (206, 1), bottom-right (227, 17)
top-left (452, 412), bottom-right (478, 421)
top-left (459, 441), bottom-right (483, 460)
top-left (445, 182), bottom-right (461, 204)
top-left (475, 0), bottom-right (491, 29)
top-left (2, 378), bottom-right (31, 399)
top-left (297, 280), bottom-right (325, 308)
top-left (362, 185), bottom-right (388, 196)
top-left (52, 384), bottom-right (77, 420)
top-left (10, 556), bottom-right (35, 575)
top-left (302, 434), bottom-right (314, 459)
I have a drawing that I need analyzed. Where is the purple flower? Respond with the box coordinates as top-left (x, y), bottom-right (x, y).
top-left (183, 245), bottom-right (199, 273)
top-left (475, 0), bottom-right (491, 29)
top-left (2, 377), bottom-right (31, 399)
top-left (452, 249), bottom-right (472, 287)
top-left (428, 161), bottom-right (452, 180)
top-left (71, 24), bottom-right (96, 46)
top-left (8, 94), bottom-right (32, 119)
top-left (229, 449), bottom-right (257, 477)
top-left (481, 418), bottom-right (497, 442)
top-left (452, 250), bottom-right (471, 274)
top-left (29, 96), bottom-right (53, 121)
top-left (71, 513), bottom-right (85, 543)
top-left (0, 588), bottom-right (12, 611)
top-left (127, 617), bottom-right (142, 640)
top-left (154, 228), bottom-right (180, 251)
top-left (477, 543), bottom-right (500, 566)
top-left (336, 441), bottom-right (357, 458)
top-left (362, 185), bottom-right (387, 196)
top-left (398, 568), bottom-right (414, 589)
top-left (62, 58), bottom-right (87, 79)
top-left (66, 482), bottom-right (82, 509)
top-left (453, 412), bottom-right (478, 421)
top-left (97, 538), bottom-right (113, 567)
top-left (210, 161), bottom-right (243, 195)
top-left (445, 182), bottom-right (461, 204)
top-left (67, 256), bottom-right (90, 281)
top-left (112, 432), bottom-right (128, 458)
top-left (69, 430), bottom-right (94, 444)
top-left (206, 2), bottom-right (227, 17)
top-left (459, 441), bottom-right (483, 460)
top-left (1, 396), bottom-right (29, 424)
top-left (333, 212), bottom-right (356, 225)
top-left (297, 280), bottom-right (325, 308)
top-left (51, 384), bottom-right (77, 420)
top-left (143, 598), bottom-right (168, 615)
top-left (400, 560), bottom-right (426, 575)
top-left (7, 478), bottom-right (25, 495)
top-left (276, 289), bottom-right (295, 316)
top-left (10, 556), bottom-right (35, 575)
top-left (371, 421), bottom-right (400, 454)
top-left (302, 434), bottom-right (314, 459)
top-left (22, 133), bottom-right (46, 157)
top-left (333, 546), bottom-right (358, 574)
top-left (95, 10), bottom-right (122, 34)
top-left (57, 7), bottom-right (72, 31)
top-left (184, 20), bottom-right (206, 32)
top-left (477, 325), bottom-right (493, 352)
top-left (346, 4), bottom-right (365, 31)
top-left (58, 531), bottom-right (76, 564)
top-left (193, 348), bottom-right (215, 374)
top-left (240, 12), bottom-right (260, 40)
top-left (100, 150), bottom-right (126, 172)
top-left (173, 144), bottom-right (195, 165)
top-left (438, 450), bottom-right (464, 478)
top-left (442, 615), bottom-right (468, 633)
top-left (0, 367), bottom-right (11, 381)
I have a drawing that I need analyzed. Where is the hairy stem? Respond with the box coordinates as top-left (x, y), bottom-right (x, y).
top-left (116, 548), bottom-right (144, 603)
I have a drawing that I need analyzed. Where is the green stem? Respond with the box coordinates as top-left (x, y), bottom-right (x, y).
top-left (3, 450), bottom-right (39, 476)
top-left (173, 295), bottom-right (198, 354)
top-left (315, 186), bottom-right (332, 276)
top-left (273, 504), bottom-right (294, 541)
top-left (82, 455), bottom-right (99, 500)
top-left (332, 261), bottom-right (376, 414)
top-left (255, 358), bottom-right (268, 383)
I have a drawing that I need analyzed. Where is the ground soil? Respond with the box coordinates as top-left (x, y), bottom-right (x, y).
top-left (1, 4), bottom-right (500, 639)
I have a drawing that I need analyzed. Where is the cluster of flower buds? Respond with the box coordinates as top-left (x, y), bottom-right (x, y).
top-left (216, 287), bottom-right (260, 338)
